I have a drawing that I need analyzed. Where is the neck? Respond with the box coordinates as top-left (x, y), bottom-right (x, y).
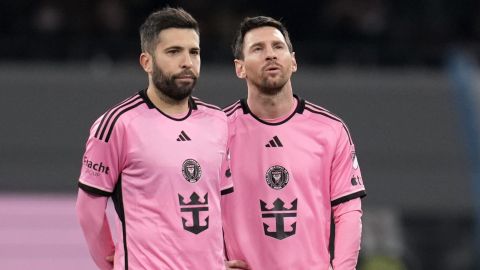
top-left (146, 86), bottom-right (189, 115)
top-left (246, 82), bottom-right (295, 119)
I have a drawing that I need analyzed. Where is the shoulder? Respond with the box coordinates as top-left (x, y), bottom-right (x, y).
top-left (222, 100), bottom-right (243, 120)
top-left (89, 92), bottom-right (147, 142)
top-left (191, 97), bottom-right (226, 121)
top-left (303, 99), bottom-right (347, 126)
top-left (302, 99), bottom-right (353, 143)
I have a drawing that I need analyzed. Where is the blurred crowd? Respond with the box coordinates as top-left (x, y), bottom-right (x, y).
top-left (1, 0), bottom-right (480, 66)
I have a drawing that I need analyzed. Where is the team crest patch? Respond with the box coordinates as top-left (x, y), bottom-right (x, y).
top-left (265, 165), bottom-right (289, 189)
top-left (182, 159), bottom-right (202, 183)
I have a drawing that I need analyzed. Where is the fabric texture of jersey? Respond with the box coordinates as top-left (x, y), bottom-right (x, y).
top-left (78, 90), bottom-right (233, 270)
top-left (222, 96), bottom-right (366, 270)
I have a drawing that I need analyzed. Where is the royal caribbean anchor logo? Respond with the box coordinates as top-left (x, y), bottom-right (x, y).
top-left (178, 192), bottom-right (209, 234)
top-left (260, 198), bottom-right (298, 240)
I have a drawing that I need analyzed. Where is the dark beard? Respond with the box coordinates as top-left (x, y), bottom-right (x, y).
top-left (152, 63), bottom-right (197, 101)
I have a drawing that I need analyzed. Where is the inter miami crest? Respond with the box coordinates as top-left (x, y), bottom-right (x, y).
top-left (182, 159), bottom-right (202, 183)
top-left (265, 165), bottom-right (289, 189)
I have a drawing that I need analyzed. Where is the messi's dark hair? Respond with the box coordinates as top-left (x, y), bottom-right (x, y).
top-left (140, 7), bottom-right (199, 54)
top-left (232, 16), bottom-right (293, 60)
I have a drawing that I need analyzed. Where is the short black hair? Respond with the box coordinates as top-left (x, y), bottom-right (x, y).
top-left (232, 16), bottom-right (293, 60)
top-left (139, 7), bottom-right (199, 54)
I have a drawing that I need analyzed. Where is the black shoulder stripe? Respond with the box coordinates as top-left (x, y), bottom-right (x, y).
top-left (221, 187), bottom-right (234, 195)
top-left (94, 95), bottom-right (139, 138)
top-left (98, 95), bottom-right (142, 140)
top-left (96, 95), bottom-right (142, 140)
top-left (226, 104), bottom-right (242, 116)
top-left (305, 106), bottom-right (341, 123)
top-left (305, 102), bottom-right (350, 134)
top-left (331, 190), bottom-right (366, 206)
top-left (98, 97), bottom-right (142, 141)
top-left (78, 182), bottom-right (112, 197)
top-left (195, 101), bottom-right (221, 111)
top-left (305, 101), bottom-right (327, 111)
top-left (104, 100), bottom-right (144, 142)
top-left (305, 102), bottom-right (342, 122)
top-left (198, 103), bottom-right (221, 110)
top-left (223, 101), bottom-right (241, 113)
top-left (304, 106), bottom-right (353, 145)
top-left (95, 96), bottom-right (135, 138)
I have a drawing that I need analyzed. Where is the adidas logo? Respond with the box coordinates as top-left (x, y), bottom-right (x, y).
top-left (177, 130), bottom-right (191, 141)
top-left (265, 136), bottom-right (283, 147)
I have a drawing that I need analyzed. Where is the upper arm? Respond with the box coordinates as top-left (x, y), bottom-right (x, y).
top-left (330, 124), bottom-right (366, 206)
top-left (78, 117), bottom-right (125, 196)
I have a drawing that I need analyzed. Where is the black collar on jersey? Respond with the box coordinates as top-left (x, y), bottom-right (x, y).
top-left (138, 89), bottom-right (197, 121)
top-left (240, 94), bottom-right (306, 126)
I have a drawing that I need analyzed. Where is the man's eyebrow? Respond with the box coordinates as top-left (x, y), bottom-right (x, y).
top-left (272, 40), bottom-right (285, 46)
top-left (164, 46), bottom-right (183, 51)
top-left (248, 41), bottom-right (264, 49)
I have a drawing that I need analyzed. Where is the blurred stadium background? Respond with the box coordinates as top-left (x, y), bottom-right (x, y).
top-left (1, 0), bottom-right (479, 269)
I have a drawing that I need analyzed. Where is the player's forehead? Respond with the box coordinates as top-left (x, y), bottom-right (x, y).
top-left (156, 27), bottom-right (199, 50)
top-left (243, 26), bottom-right (286, 48)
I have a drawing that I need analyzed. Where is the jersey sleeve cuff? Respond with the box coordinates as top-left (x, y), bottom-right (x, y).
top-left (331, 190), bottom-right (366, 206)
top-left (78, 182), bottom-right (113, 197)
top-left (221, 186), bottom-right (234, 195)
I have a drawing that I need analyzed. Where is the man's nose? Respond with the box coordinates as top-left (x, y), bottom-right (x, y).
top-left (180, 52), bottom-right (194, 68)
top-left (265, 46), bottom-right (277, 61)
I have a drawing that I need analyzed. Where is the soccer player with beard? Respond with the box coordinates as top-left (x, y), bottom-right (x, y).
top-left (222, 16), bottom-right (366, 270)
top-left (76, 7), bottom-right (233, 270)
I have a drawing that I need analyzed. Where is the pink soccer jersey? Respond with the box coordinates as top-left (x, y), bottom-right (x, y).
top-left (222, 96), bottom-right (366, 270)
top-left (78, 90), bottom-right (233, 270)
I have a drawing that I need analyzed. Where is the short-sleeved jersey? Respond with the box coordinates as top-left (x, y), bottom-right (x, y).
top-left (78, 90), bottom-right (233, 270)
top-left (222, 96), bottom-right (366, 270)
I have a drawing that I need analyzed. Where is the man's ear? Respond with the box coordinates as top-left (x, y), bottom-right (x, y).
top-left (139, 52), bottom-right (153, 73)
top-left (234, 59), bottom-right (246, 79)
top-left (291, 52), bottom-right (297, 73)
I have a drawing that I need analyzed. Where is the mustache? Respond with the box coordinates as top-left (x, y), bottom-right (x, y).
top-left (172, 70), bottom-right (197, 79)
top-left (262, 61), bottom-right (282, 71)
